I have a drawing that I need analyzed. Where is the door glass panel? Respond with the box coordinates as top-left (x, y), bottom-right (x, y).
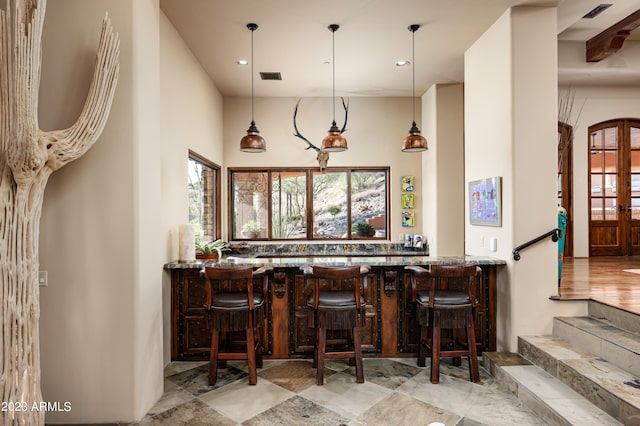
top-left (605, 174), bottom-right (617, 196)
top-left (604, 197), bottom-right (617, 220)
top-left (233, 172), bottom-right (268, 239)
top-left (631, 151), bottom-right (640, 174)
top-left (633, 173), bottom-right (640, 220)
top-left (557, 174), bottom-right (562, 207)
top-left (632, 199), bottom-right (640, 220)
top-left (630, 126), bottom-right (640, 149)
top-left (603, 151), bottom-right (617, 173)
top-left (604, 127), bottom-right (618, 149)
top-left (590, 150), bottom-right (603, 171)
top-left (591, 130), bottom-right (602, 150)
top-left (591, 173), bottom-right (603, 194)
top-left (591, 197), bottom-right (604, 220)
top-left (312, 171), bottom-right (348, 238)
top-left (271, 171), bottom-right (307, 239)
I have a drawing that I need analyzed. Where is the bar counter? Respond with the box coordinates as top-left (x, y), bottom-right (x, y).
top-left (164, 254), bottom-right (504, 269)
top-left (165, 250), bottom-right (505, 361)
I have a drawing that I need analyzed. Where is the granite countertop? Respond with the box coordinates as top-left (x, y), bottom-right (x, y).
top-left (164, 255), bottom-right (506, 269)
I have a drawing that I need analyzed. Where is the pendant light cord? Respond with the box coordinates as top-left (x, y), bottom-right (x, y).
top-left (332, 27), bottom-right (336, 124)
top-left (412, 28), bottom-right (416, 124)
top-left (251, 27), bottom-right (255, 123)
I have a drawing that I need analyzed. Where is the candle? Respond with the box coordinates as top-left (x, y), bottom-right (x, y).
top-left (178, 224), bottom-right (195, 262)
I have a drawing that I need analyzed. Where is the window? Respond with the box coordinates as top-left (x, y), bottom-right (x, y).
top-left (188, 151), bottom-right (221, 242)
top-left (229, 167), bottom-right (390, 240)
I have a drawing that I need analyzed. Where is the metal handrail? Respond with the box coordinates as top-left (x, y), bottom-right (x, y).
top-left (512, 228), bottom-right (561, 261)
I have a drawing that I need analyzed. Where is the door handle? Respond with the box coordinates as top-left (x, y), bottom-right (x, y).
top-left (619, 205), bottom-right (624, 212)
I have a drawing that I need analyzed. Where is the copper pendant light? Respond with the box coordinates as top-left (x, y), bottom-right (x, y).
top-left (240, 23), bottom-right (266, 153)
top-left (401, 24), bottom-right (428, 152)
top-left (321, 24), bottom-right (348, 152)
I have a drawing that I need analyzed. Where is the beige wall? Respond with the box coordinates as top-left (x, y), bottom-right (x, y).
top-left (465, 7), bottom-right (586, 352)
top-left (39, 0), bottom-right (163, 423)
top-left (423, 84), bottom-right (465, 256)
top-left (160, 11), bottom-right (224, 364)
top-left (223, 96), bottom-right (425, 241)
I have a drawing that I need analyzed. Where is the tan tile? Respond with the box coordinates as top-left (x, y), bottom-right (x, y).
top-left (356, 392), bottom-right (461, 425)
top-left (258, 359), bottom-right (330, 392)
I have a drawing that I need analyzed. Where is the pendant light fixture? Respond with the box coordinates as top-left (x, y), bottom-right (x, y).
top-left (240, 23), bottom-right (266, 153)
top-left (401, 24), bottom-right (428, 152)
top-left (321, 24), bottom-right (348, 152)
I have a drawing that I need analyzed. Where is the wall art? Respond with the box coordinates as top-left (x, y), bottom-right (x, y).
top-left (469, 176), bottom-right (502, 226)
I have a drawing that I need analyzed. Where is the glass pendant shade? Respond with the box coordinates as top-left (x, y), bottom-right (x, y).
top-left (402, 121), bottom-right (428, 152)
top-left (402, 24), bottom-right (428, 152)
top-left (240, 23), bottom-right (266, 153)
top-left (240, 120), bottom-right (266, 152)
top-left (321, 121), bottom-right (348, 152)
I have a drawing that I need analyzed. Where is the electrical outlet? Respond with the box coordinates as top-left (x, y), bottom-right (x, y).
top-left (480, 236), bottom-right (485, 246)
top-left (399, 233), bottom-right (404, 242)
top-left (39, 271), bottom-right (48, 287)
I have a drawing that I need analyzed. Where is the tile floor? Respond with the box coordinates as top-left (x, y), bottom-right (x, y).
top-left (130, 357), bottom-right (547, 425)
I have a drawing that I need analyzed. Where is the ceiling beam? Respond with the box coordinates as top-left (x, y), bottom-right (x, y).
top-left (586, 9), bottom-right (640, 62)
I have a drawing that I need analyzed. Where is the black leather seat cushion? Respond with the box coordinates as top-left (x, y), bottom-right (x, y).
top-left (212, 292), bottom-right (264, 310)
top-left (416, 290), bottom-right (470, 306)
top-left (307, 291), bottom-right (365, 309)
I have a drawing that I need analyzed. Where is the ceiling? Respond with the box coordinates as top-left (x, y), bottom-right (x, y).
top-left (160, 0), bottom-right (640, 97)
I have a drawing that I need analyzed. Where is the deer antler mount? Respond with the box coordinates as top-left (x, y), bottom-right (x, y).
top-left (292, 98), bottom-right (348, 172)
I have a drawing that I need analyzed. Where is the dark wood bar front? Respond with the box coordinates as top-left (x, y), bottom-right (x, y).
top-left (165, 255), bottom-right (505, 361)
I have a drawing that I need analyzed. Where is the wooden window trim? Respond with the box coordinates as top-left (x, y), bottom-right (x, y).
top-left (228, 166), bottom-right (391, 241)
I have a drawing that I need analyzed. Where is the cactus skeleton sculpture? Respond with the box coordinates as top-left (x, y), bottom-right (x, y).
top-left (0, 0), bottom-right (119, 423)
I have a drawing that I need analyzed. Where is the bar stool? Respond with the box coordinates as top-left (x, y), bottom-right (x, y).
top-left (203, 265), bottom-right (272, 385)
top-left (300, 264), bottom-right (370, 385)
top-left (405, 264), bottom-right (481, 384)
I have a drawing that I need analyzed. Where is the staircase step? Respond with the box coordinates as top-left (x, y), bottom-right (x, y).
top-left (518, 335), bottom-right (640, 424)
top-left (484, 352), bottom-right (622, 425)
top-left (588, 300), bottom-right (640, 334)
top-left (553, 315), bottom-right (640, 377)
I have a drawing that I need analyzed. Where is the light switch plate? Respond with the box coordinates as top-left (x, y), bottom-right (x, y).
top-left (39, 271), bottom-right (48, 287)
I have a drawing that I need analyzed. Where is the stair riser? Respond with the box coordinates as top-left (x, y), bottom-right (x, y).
top-left (518, 337), bottom-right (560, 377)
top-left (589, 301), bottom-right (640, 334)
top-left (483, 354), bottom-right (571, 426)
top-left (553, 318), bottom-right (640, 377)
top-left (553, 319), bottom-right (601, 356)
top-left (516, 386), bottom-right (572, 426)
top-left (558, 361), bottom-right (640, 425)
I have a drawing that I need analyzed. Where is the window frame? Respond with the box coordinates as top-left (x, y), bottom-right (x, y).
top-left (228, 166), bottom-right (390, 241)
top-left (188, 150), bottom-right (222, 242)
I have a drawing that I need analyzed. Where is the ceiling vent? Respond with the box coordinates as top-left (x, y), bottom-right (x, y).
top-left (260, 72), bottom-right (282, 81)
top-left (582, 4), bottom-right (612, 19)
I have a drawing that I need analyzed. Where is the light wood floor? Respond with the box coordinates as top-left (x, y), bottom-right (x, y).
top-left (558, 256), bottom-right (640, 315)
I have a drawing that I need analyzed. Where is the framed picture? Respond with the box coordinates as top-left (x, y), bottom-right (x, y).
top-left (469, 176), bottom-right (502, 227)
top-left (401, 175), bottom-right (414, 192)
top-left (401, 193), bottom-right (414, 209)
top-left (401, 211), bottom-right (415, 227)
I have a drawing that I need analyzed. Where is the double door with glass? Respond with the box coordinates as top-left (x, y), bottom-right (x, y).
top-left (589, 120), bottom-right (640, 256)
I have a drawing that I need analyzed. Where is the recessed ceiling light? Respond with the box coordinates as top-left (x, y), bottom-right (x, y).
top-left (396, 60), bottom-right (411, 67)
top-left (237, 59), bottom-right (248, 66)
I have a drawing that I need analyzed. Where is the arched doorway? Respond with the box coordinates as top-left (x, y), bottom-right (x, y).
top-left (589, 119), bottom-right (640, 256)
